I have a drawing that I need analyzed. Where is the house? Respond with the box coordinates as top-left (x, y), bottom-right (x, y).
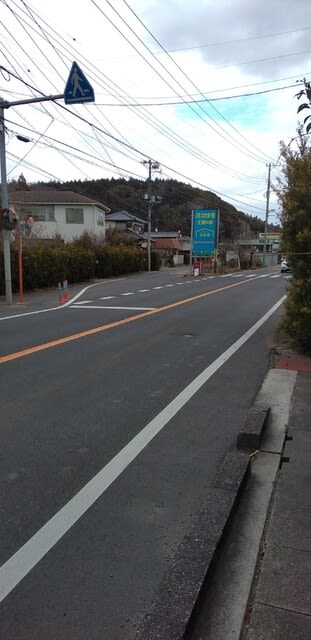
top-left (105, 210), bottom-right (147, 235)
top-left (237, 232), bottom-right (281, 266)
top-left (8, 188), bottom-right (110, 242)
top-left (104, 213), bottom-right (191, 263)
top-left (143, 231), bottom-right (191, 265)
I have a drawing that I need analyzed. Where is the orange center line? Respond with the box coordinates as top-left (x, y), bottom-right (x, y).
top-left (0, 278), bottom-right (255, 364)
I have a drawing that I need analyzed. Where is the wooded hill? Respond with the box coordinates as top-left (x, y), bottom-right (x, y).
top-left (31, 177), bottom-right (275, 243)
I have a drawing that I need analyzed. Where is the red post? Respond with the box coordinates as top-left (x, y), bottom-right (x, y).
top-left (16, 227), bottom-right (24, 303)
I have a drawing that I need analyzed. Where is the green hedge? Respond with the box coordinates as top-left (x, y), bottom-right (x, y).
top-left (0, 243), bottom-right (147, 295)
top-left (280, 276), bottom-right (311, 354)
top-left (94, 245), bottom-right (145, 278)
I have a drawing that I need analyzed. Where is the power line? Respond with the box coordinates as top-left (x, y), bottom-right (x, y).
top-left (6, 119), bottom-right (265, 214)
top-left (1, 61), bottom-right (264, 185)
top-left (1, 0), bottom-right (276, 188)
top-left (144, 26), bottom-right (311, 56)
top-left (95, 81), bottom-right (304, 106)
top-left (101, 0), bottom-right (271, 164)
top-left (1, 6), bottom-right (263, 181)
top-left (120, 0), bottom-right (273, 163)
top-left (0, 1), bottom-right (288, 212)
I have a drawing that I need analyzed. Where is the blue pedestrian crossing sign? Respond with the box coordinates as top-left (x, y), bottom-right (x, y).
top-left (64, 62), bottom-right (95, 105)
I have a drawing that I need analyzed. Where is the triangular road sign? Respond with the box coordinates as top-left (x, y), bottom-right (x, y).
top-left (64, 62), bottom-right (95, 105)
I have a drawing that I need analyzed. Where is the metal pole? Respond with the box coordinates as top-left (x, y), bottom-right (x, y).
top-left (263, 162), bottom-right (271, 267)
top-left (4, 94), bottom-right (64, 107)
top-left (190, 210), bottom-right (193, 274)
top-left (0, 103), bottom-right (12, 304)
top-left (0, 64), bottom-right (93, 304)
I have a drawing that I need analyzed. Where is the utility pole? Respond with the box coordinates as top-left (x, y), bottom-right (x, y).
top-left (142, 159), bottom-right (160, 272)
top-left (263, 162), bottom-right (272, 267)
top-left (0, 61), bottom-right (94, 303)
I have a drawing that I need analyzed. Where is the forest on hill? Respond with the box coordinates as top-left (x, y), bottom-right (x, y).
top-left (30, 176), bottom-right (279, 243)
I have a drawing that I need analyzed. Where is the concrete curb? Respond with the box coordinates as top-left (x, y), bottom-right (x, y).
top-left (135, 449), bottom-right (251, 640)
top-left (135, 368), bottom-right (296, 639)
top-left (237, 406), bottom-right (271, 451)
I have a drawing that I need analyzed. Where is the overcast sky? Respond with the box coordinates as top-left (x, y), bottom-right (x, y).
top-left (1, 0), bottom-right (311, 221)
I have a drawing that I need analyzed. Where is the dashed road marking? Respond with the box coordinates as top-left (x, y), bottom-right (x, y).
top-left (71, 305), bottom-right (155, 311)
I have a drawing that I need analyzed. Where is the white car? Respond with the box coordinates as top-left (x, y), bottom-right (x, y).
top-left (281, 260), bottom-right (292, 273)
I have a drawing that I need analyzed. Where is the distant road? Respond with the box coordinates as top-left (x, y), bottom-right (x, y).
top-left (0, 267), bottom-right (288, 639)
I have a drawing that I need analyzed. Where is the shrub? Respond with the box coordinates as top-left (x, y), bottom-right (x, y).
top-left (280, 278), bottom-right (311, 354)
top-left (0, 239), bottom-right (147, 296)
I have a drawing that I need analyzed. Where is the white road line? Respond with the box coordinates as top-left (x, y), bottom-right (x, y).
top-left (121, 292), bottom-right (134, 296)
top-left (74, 300), bottom-right (92, 305)
top-left (100, 296), bottom-right (116, 300)
top-left (0, 279), bottom-right (125, 321)
top-left (0, 295), bottom-right (286, 604)
top-left (152, 286), bottom-right (163, 290)
top-left (165, 284), bottom-right (174, 287)
top-left (138, 289), bottom-right (150, 292)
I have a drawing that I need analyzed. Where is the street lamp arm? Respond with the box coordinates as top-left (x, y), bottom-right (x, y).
top-left (1, 94), bottom-right (65, 109)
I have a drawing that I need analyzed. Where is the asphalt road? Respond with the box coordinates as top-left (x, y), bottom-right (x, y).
top-left (0, 266), bottom-right (289, 639)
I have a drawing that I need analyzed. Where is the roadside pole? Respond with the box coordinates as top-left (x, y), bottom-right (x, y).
top-left (0, 61), bottom-right (94, 304)
top-left (263, 162), bottom-right (271, 267)
top-left (143, 159), bottom-right (160, 272)
top-left (0, 103), bottom-right (12, 304)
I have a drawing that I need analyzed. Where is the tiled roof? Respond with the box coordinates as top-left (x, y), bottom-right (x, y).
top-left (150, 231), bottom-right (182, 238)
top-left (106, 210), bottom-right (146, 224)
top-left (153, 238), bottom-right (183, 250)
top-left (8, 189), bottom-right (110, 212)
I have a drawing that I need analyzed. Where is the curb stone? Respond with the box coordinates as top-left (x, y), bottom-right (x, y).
top-left (135, 449), bottom-right (251, 640)
top-left (237, 406), bottom-right (271, 451)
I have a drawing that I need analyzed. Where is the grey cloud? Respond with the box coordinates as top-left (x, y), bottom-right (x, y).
top-left (147, 0), bottom-right (311, 78)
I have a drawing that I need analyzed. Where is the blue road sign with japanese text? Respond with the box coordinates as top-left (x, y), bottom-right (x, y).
top-left (64, 62), bottom-right (95, 105)
top-left (192, 208), bottom-right (219, 256)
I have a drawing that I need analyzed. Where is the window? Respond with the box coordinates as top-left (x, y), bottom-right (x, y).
top-left (19, 206), bottom-right (55, 222)
top-left (66, 208), bottom-right (84, 224)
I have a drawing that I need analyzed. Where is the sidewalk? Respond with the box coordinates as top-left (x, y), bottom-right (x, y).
top-left (241, 351), bottom-right (311, 640)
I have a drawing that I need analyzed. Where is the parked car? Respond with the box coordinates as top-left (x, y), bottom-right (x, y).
top-left (281, 259), bottom-right (292, 273)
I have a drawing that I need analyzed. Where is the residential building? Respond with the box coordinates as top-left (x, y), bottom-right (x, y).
top-left (8, 188), bottom-right (110, 242)
top-left (105, 210), bottom-right (147, 236)
top-left (144, 231), bottom-right (191, 265)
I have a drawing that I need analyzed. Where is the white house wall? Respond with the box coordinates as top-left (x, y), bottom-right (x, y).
top-left (30, 204), bottom-right (106, 242)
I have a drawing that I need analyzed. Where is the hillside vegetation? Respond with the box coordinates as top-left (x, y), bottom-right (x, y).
top-left (33, 177), bottom-right (271, 242)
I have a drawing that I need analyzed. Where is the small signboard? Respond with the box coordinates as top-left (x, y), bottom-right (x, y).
top-left (191, 208), bottom-right (219, 257)
top-left (64, 62), bottom-right (95, 105)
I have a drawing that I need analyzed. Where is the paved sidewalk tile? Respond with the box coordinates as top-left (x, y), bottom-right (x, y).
top-left (245, 602), bottom-right (311, 640)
